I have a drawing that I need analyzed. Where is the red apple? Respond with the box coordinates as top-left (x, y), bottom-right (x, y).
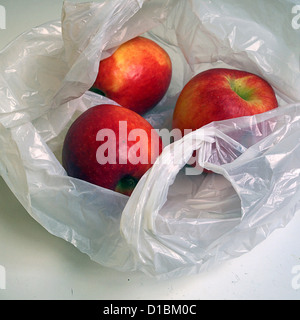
top-left (92, 36), bottom-right (172, 115)
top-left (172, 68), bottom-right (278, 134)
top-left (62, 104), bottom-right (163, 196)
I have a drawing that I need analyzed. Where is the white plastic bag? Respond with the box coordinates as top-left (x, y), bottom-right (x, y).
top-left (0, 0), bottom-right (300, 279)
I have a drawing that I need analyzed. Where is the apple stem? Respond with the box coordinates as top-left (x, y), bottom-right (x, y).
top-left (89, 87), bottom-right (106, 97)
top-left (115, 175), bottom-right (138, 196)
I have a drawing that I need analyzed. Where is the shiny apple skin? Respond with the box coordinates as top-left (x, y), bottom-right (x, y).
top-left (62, 104), bottom-right (163, 196)
top-left (172, 68), bottom-right (278, 134)
top-left (93, 37), bottom-right (172, 115)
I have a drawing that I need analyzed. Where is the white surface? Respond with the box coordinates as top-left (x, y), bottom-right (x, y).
top-left (0, 0), bottom-right (300, 300)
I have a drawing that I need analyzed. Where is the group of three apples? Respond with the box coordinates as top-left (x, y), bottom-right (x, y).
top-left (62, 36), bottom-right (278, 196)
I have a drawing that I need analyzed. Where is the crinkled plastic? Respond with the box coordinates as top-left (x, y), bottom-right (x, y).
top-left (0, 0), bottom-right (300, 279)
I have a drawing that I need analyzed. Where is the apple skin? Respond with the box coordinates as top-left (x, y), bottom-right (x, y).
top-left (172, 68), bottom-right (278, 134)
top-left (62, 104), bottom-right (163, 196)
top-left (92, 36), bottom-right (172, 115)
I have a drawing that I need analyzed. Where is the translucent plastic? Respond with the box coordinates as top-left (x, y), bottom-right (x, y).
top-left (0, 0), bottom-right (300, 279)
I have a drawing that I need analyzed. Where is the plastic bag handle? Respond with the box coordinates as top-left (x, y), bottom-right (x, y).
top-left (120, 127), bottom-right (218, 262)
